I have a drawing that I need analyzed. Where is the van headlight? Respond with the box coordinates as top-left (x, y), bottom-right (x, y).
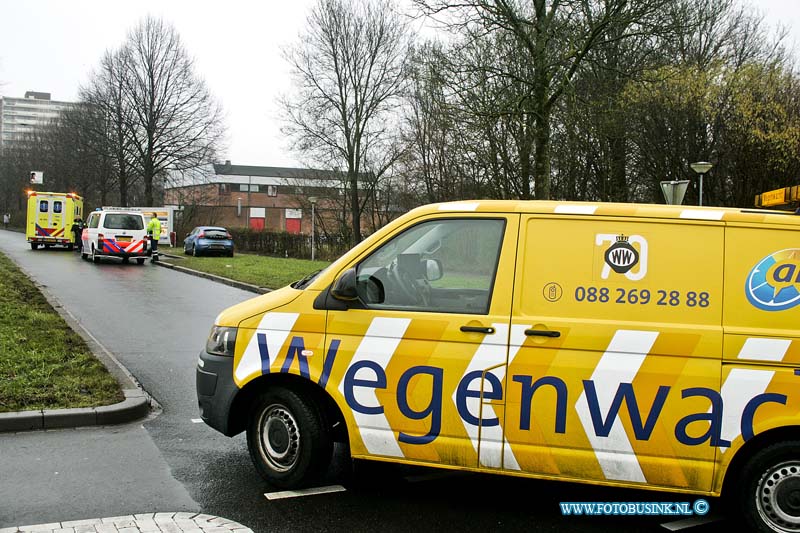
top-left (206, 326), bottom-right (238, 357)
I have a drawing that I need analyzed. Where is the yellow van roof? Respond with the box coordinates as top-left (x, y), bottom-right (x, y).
top-left (422, 200), bottom-right (800, 226)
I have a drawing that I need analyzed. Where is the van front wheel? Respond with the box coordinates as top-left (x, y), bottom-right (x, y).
top-left (740, 440), bottom-right (800, 533)
top-left (247, 388), bottom-right (332, 489)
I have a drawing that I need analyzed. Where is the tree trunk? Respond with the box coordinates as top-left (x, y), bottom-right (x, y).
top-left (349, 171), bottom-right (361, 246)
top-left (533, 105), bottom-right (552, 200)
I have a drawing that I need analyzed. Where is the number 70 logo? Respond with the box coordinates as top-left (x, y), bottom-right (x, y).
top-left (595, 234), bottom-right (648, 281)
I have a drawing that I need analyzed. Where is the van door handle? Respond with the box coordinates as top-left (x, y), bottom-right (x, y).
top-left (460, 325), bottom-right (495, 334)
top-left (525, 329), bottom-right (560, 338)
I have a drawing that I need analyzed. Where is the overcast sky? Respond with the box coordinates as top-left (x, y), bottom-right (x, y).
top-left (1, 0), bottom-right (798, 169)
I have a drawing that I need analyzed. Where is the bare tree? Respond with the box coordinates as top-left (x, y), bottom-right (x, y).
top-left (81, 49), bottom-right (137, 206)
top-left (414, 0), bottom-right (671, 200)
top-left (120, 16), bottom-right (225, 206)
top-left (282, 0), bottom-right (411, 245)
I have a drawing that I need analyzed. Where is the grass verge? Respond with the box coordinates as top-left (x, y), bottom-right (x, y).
top-left (0, 252), bottom-right (123, 412)
top-left (162, 248), bottom-right (331, 289)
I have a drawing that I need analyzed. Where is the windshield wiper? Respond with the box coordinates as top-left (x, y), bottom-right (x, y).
top-left (292, 269), bottom-right (323, 290)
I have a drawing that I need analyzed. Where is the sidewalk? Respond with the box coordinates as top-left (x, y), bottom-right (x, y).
top-left (0, 513), bottom-right (252, 533)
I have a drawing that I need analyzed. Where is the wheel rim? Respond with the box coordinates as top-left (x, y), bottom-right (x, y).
top-left (257, 403), bottom-right (300, 473)
top-left (757, 461), bottom-right (800, 532)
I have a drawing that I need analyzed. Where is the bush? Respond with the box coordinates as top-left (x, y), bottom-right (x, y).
top-left (228, 228), bottom-right (349, 261)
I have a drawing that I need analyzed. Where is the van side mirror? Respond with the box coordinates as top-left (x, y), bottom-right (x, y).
top-left (331, 268), bottom-right (359, 301)
top-left (425, 259), bottom-right (443, 281)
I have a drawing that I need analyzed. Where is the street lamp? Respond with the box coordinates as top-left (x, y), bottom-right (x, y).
top-left (309, 196), bottom-right (318, 261)
top-left (690, 161), bottom-right (713, 206)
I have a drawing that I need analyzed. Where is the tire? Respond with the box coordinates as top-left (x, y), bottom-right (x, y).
top-left (122, 257), bottom-right (130, 264)
top-left (738, 440), bottom-right (800, 533)
top-left (192, 244), bottom-right (199, 257)
top-left (67, 243), bottom-right (74, 251)
top-left (30, 242), bottom-right (38, 250)
top-left (246, 388), bottom-right (332, 489)
top-left (81, 249), bottom-right (88, 260)
top-left (92, 245), bottom-right (100, 264)
top-left (137, 258), bottom-right (145, 265)
top-left (228, 250), bottom-right (234, 258)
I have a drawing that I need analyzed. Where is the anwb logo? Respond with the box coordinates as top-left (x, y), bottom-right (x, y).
top-left (745, 249), bottom-right (800, 311)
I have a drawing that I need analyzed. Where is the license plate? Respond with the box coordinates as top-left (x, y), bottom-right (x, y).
top-left (117, 236), bottom-right (132, 243)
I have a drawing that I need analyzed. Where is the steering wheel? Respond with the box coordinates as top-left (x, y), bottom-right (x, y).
top-left (387, 258), bottom-right (428, 306)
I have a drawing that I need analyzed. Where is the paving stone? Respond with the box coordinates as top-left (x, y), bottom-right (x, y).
top-left (0, 527), bottom-right (19, 533)
top-left (190, 516), bottom-right (216, 524)
top-left (174, 520), bottom-right (197, 531)
top-left (157, 523), bottom-right (182, 533)
top-left (19, 525), bottom-right (61, 531)
top-left (74, 525), bottom-right (97, 533)
top-left (172, 513), bottom-right (197, 521)
top-left (54, 529), bottom-right (76, 533)
top-left (62, 520), bottom-right (101, 528)
top-left (117, 529), bottom-right (139, 533)
top-left (134, 520), bottom-right (160, 533)
top-left (136, 518), bottom-right (159, 533)
top-left (101, 517), bottom-right (134, 524)
top-left (133, 514), bottom-right (155, 521)
top-left (153, 513), bottom-right (175, 521)
top-left (111, 521), bottom-right (136, 530)
top-left (93, 524), bottom-right (117, 533)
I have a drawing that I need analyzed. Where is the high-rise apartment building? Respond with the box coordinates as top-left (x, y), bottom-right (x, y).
top-left (0, 91), bottom-right (74, 149)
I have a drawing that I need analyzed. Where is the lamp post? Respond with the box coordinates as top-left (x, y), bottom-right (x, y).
top-left (690, 161), bottom-right (713, 206)
top-left (309, 196), bottom-right (318, 261)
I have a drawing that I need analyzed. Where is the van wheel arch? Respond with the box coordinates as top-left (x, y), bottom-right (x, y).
top-left (230, 373), bottom-right (348, 445)
top-left (721, 426), bottom-right (800, 529)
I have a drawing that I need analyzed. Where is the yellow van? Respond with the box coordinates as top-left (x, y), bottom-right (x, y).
top-left (197, 201), bottom-right (800, 532)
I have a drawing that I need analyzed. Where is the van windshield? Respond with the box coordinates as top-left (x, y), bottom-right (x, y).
top-left (104, 214), bottom-right (144, 230)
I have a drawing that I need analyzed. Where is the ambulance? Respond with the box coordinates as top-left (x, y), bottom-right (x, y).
top-left (196, 201), bottom-right (800, 533)
top-left (25, 191), bottom-right (83, 250)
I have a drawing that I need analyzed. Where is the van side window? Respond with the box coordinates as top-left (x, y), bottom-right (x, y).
top-left (53, 201), bottom-right (62, 214)
top-left (356, 218), bottom-right (505, 314)
top-left (88, 214), bottom-right (100, 229)
top-left (39, 200), bottom-right (48, 213)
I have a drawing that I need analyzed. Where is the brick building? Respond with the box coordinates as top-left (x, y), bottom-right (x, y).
top-left (165, 162), bottom-right (344, 234)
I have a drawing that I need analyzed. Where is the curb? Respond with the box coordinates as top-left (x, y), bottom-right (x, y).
top-left (0, 256), bottom-right (154, 434)
top-left (0, 390), bottom-right (150, 432)
top-left (0, 512), bottom-right (253, 533)
top-left (155, 258), bottom-right (271, 294)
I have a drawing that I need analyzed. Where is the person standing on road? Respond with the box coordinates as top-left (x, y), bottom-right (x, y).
top-left (3, 213), bottom-right (9, 229)
top-left (71, 217), bottom-right (83, 252)
top-left (147, 212), bottom-right (162, 263)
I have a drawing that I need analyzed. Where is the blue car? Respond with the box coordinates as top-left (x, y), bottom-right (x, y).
top-left (183, 226), bottom-right (234, 257)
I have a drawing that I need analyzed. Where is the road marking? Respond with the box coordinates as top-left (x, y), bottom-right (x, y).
top-left (191, 418), bottom-right (203, 423)
top-left (660, 514), bottom-right (721, 530)
top-left (265, 485), bottom-right (346, 500)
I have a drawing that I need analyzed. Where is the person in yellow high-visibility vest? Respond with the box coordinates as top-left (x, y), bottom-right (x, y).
top-left (147, 212), bottom-right (162, 263)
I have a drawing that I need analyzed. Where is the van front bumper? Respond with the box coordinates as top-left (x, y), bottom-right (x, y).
top-left (196, 350), bottom-right (240, 436)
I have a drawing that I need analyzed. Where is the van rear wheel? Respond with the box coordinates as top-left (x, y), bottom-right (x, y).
top-left (739, 440), bottom-right (800, 533)
top-left (30, 243), bottom-right (38, 250)
top-left (246, 387), bottom-right (332, 489)
top-left (92, 246), bottom-right (100, 264)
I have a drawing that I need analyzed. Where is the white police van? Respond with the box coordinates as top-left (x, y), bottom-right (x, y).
top-left (82, 209), bottom-right (149, 264)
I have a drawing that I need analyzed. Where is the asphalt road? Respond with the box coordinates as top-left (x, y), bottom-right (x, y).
top-left (0, 229), bottom-right (735, 532)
